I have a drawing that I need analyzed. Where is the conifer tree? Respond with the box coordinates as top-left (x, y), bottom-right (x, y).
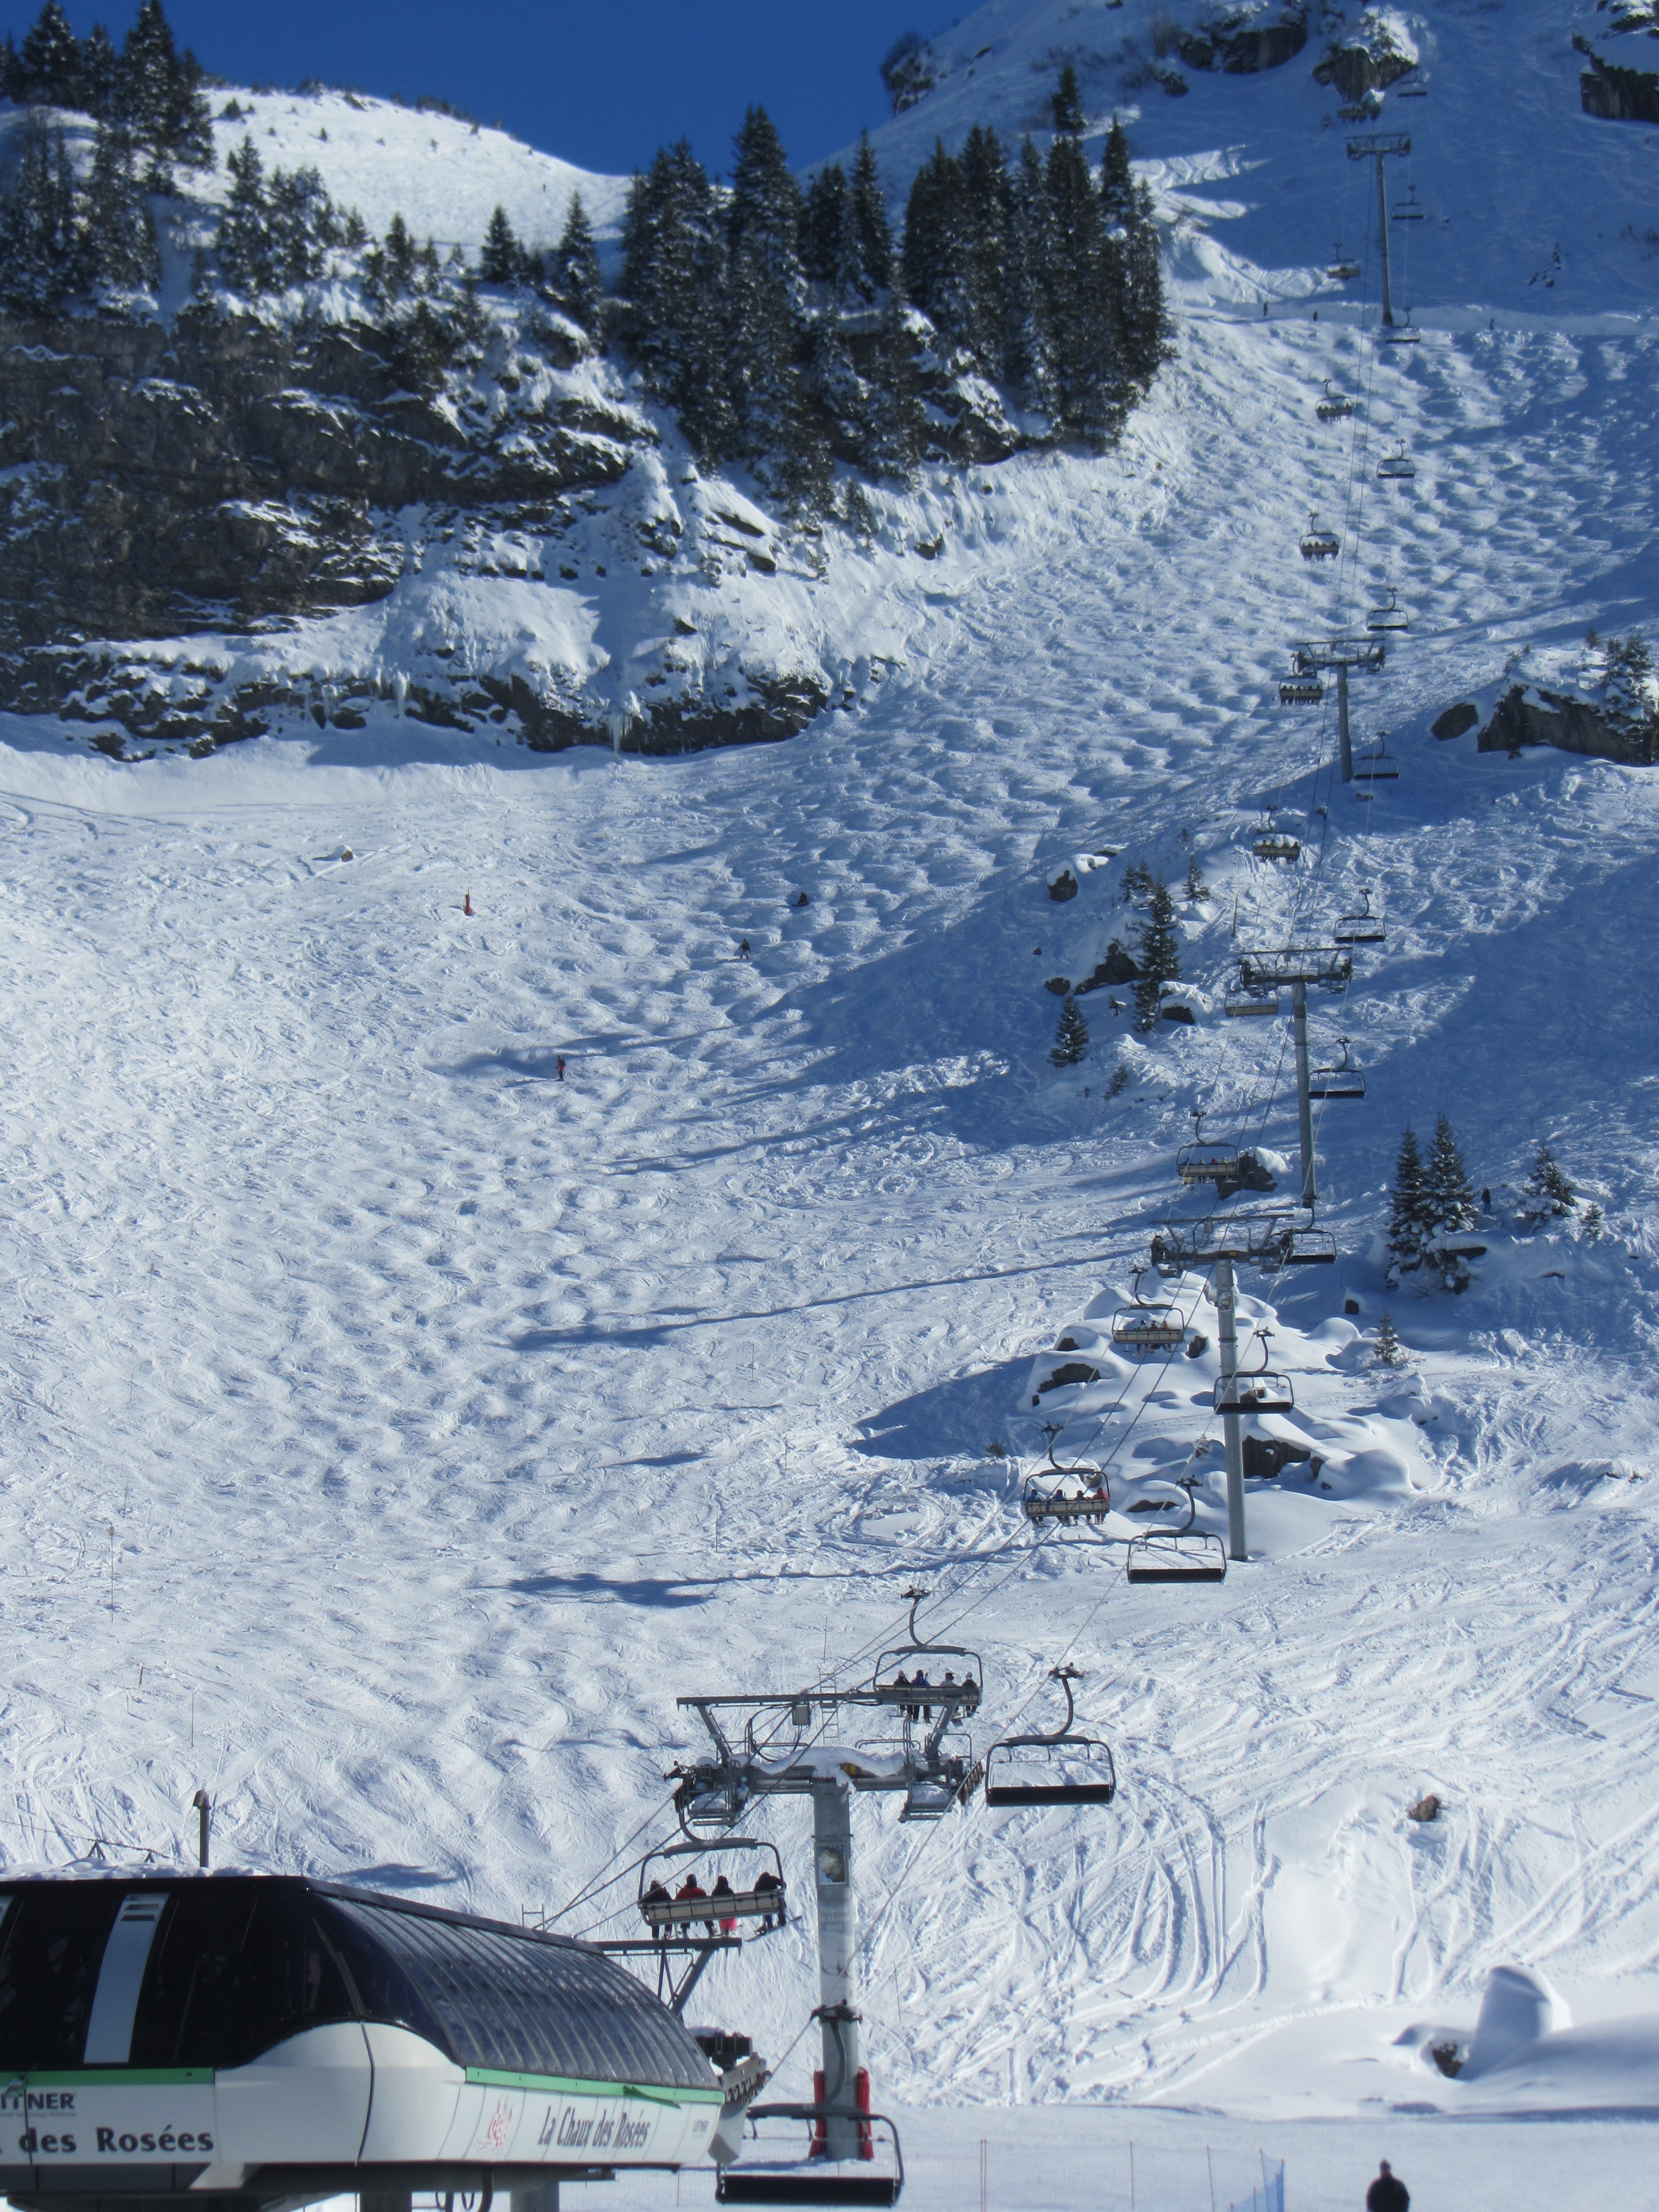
top-left (1051, 992), bottom-right (1089, 1066)
top-left (849, 131), bottom-right (893, 296)
top-left (900, 139), bottom-right (965, 333)
top-left (853, 292), bottom-right (926, 480)
top-left (1099, 117), bottom-right (1135, 228)
top-left (1043, 132), bottom-right (1119, 443)
top-left (383, 211), bottom-right (416, 295)
top-left (802, 163), bottom-right (860, 300)
top-left (1119, 180), bottom-right (1171, 390)
top-left (1375, 1312), bottom-right (1401, 1367)
top-left (1425, 1113), bottom-right (1477, 1234)
top-left (216, 136), bottom-right (273, 293)
top-left (16, 1), bottom-right (82, 107)
top-left (1051, 61), bottom-right (1086, 137)
top-left (1521, 1141), bottom-right (1577, 1221)
top-left (81, 22), bottom-right (118, 117)
top-left (958, 122), bottom-right (1010, 377)
top-left (480, 204), bottom-right (521, 284)
top-left (1185, 856), bottom-right (1209, 900)
top-left (117, 0), bottom-right (212, 185)
top-left (81, 122), bottom-right (159, 289)
top-left (623, 141), bottom-right (732, 459)
top-left (547, 190), bottom-right (601, 333)
top-left (1388, 1126), bottom-right (1427, 1272)
top-left (723, 108), bottom-right (819, 493)
top-left (0, 115), bottom-right (79, 306)
top-left (1132, 874), bottom-right (1180, 1031)
top-left (1003, 135), bottom-right (1051, 399)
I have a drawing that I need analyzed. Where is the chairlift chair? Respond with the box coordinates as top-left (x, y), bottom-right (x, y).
top-left (1315, 381), bottom-right (1357, 422)
top-left (1300, 515), bottom-right (1340, 561)
top-left (1325, 257), bottom-right (1361, 283)
top-left (1307, 1037), bottom-right (1366, 1100)
top-left (1111, 1304), bottom-right (1186, 1355)
top-left (1383, 319), bottom-right (1422, 345)
top-left (984, 1665), bottom-right (1117, 1808)
top-left (1354, 742), bottom-right (1401, 781)
top-left (1225, 990), bottom-right (1281, 1018)
top-left (1377, 445), bottom-right (1416, 482)
top-left (1396, 82), bottom-right (1427, 97)
top-left (717, 2104), bottom-right (905, 2209)
top-left (873, 1588), bottom-right (984, 1723)
top-left (1177, 1132), bottom-right (1241, 1186)
top-left (1365, 589), bottom-right (1409, 633)
top-left (1280, 676), bottom-right (1324, 706)
top-left (639, 1837), bottom-right (789, 1938)
top-left (1022, 1425), bottom-right (1112, 1527)
top-left (1125, 1478), bottom-right (1227, 1584)
top-left (1392, 186), bottom-right (1427, 221)
top-left (1213, 1337), bottom-right (1296, 1416)
top-left (1253, 835), bottom-right (1301, 862)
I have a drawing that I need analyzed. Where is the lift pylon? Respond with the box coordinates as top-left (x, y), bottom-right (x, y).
top-left (671, 1592), bottom-right (984, 2170)
top-left (1235, 948), bottom-right (1354, 1206)
top-left (1345, 132), bottom-right (1411, 326)
top-left (1290, 637), bottom-right (1386, 784)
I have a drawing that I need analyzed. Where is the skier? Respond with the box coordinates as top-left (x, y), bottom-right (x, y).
top-left (463, 892), bottom-right (473, 916)
top-left (641, 1880), bottom-right (671, 1943)
top-left (1366, 2161), bottom-right (1408, 2212)
top-left (753, 1867), bottom-right (782, 1929)
top-left (738, 939), bottom-right (751, 959)
top-left (711, 1874), bottom-right (738, 1934)
top-left (556, 1056), bottom-right (566, 1081)
top-left (1481, 1186), bottom-right (1491, 1211)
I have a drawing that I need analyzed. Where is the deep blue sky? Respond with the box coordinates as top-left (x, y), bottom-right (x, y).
top-left (34, 1), bottom-right (948, 176)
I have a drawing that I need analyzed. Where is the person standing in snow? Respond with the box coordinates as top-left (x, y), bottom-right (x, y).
top-left (1366, 2159), bottom-right (1408, 2212)
top-left (556, 1056), bottom-right (566, 1081)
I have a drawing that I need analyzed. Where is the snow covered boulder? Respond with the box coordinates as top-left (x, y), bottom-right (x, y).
top-left (1462, 1965), bottom-right (1567, 2079)
top-left (1047, 868), bottom-right (1079, 902)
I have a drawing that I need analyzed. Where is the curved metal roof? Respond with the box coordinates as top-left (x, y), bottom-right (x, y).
top-left (0, 1872), bottom-right (714, 2092)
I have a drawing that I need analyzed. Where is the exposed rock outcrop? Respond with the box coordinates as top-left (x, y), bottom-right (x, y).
top-left (1580, 53), bottom-right (1659, 122)
top-left (1479, 684), bottom-right (1659, 766)
top-left (1180, 9), bottom-right (1308, 74)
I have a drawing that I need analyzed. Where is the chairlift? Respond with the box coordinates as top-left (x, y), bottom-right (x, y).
top-left (1280, 676), bottom-right (1324, 706)
top-left (1125, 1478), bottom-right (1227, 1584)
top-left (639, 1837), bottom-right (788, 1939)
top-left (984, 1665), bottom-right (1117, 1808)
top-left (1383, 317), bottom-right (1422, 345)
top-left (1365, 588), bottom-right (1408, 633)
top-left (1213, 1335), bottom-right (1296, 1416)
top-left (1177, 1115), bottom-right (1240, 1187)
top-left (1392, 185), bottom-right (1427, 222)
top-left (1333, 894), bottom-right (1386, 945)
top-left (873, 1587), bottom-right (984, 1723)
top-left (1315, 380), bottom-right (1357, 422)
top-left (717, 2104), bottom-right (905, 2209)
top-left (1307, 1037), bottom-right (1366, 1100)
top-left (1111, 1303), bottom-right (1186, 1355)
top-left (1396, 82), bottom-right (1427, 97)
top-left (1354, 741), bottom-right (1401, 781)
top-left (1253, 835), bottom-right (1301, 862)
top-left (1023, 1425), bottom-right (1112, 1526)
top-left (1325, 256), bottom-right (1361, 283)
top-left (1377, 444), bottom-right (1416, 482)
top-left (1300, 515), bottom-right (1340, 561)
top-left (1224, 990), bottom-right (1281, 1018)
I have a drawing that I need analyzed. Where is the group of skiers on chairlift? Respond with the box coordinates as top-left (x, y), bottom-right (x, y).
top-left (887, 1668), bottom-right (965, 1723)
top-left (641, 1866), bottom-right (783, 1937)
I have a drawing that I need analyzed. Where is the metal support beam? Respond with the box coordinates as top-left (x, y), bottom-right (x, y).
top-left (1292, 977), bottom-right (1316, 1208)
top-left (812, 1783), bottom-right (864, 2164)
top-left (1215, 1257), bottom-right (1246, 1562)
top-left (1336, 662), bottom-right (1353, 785)
top-left (1375, 154), bottom-right (1394, 327)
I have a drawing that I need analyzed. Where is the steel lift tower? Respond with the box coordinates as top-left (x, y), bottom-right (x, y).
top-left (1345, 133), bottom-right (1411, 326)
top-left (1234, 947), bottom-right (1354, 1205)
top-left (1291, 637), bottom-right (1386, 784)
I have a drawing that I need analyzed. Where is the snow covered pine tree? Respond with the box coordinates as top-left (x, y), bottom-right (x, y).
top-left (1051, 993), bottom-right (1089, 1066)
top-left (1133, 875), bottom-right (1181, 1031)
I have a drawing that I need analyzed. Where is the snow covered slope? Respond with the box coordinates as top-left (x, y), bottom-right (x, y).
top-left (1, 0), bottom-right (1658, 2185)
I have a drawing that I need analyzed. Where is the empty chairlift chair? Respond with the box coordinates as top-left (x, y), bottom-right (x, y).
top-left (1365, 588), bottom-right (1409, 633)
top-left (1300, 514), bottom-right (1340, 560)
top-left (984, 1665), bottom-right (1116, 1808)
top-left (1354, 738), bottom-right (1401, 781)
top-left (1306, 1037), bottom-right (1366, 1100)
top-left (1392, 185), bottom-right (1427, 221)
top-left (718, 2104), bottom-right (906, 2209)
top-left (1377, 444), bottom-right (1416, 483)
top-left (1333, 894), bottom-right (1386, 945)
top-left (1213, 1335), bottom-right (1296, 1416)
top-left (1125, 1477), bottom-right (1227, 1584)
top-left (1315, 380), bottom-right (1358, 422)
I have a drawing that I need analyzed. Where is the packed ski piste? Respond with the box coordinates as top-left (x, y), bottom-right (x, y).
top-left (0, 0), bottom-right (1655, 2207)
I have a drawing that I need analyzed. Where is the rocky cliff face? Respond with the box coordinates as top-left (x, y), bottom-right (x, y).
top-left (0, 304), bottom-right (835, 754)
